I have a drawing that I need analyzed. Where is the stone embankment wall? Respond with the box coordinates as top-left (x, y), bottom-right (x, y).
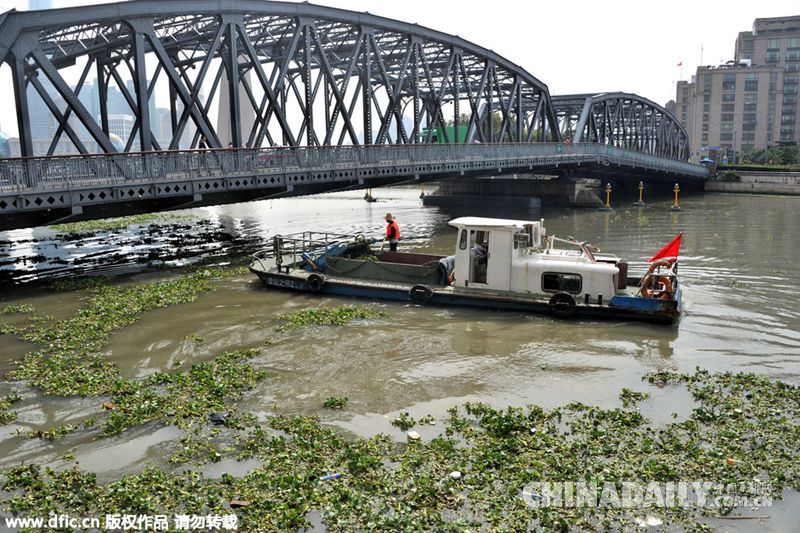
top-left (705, 171), bottom-right (800, 195)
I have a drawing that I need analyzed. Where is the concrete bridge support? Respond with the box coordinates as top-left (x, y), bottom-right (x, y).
top-left (422, 174), bottom-right (706, 209)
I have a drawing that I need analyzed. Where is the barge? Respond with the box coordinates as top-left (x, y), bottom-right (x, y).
top-left (250, 217), bottom-right (682, 324)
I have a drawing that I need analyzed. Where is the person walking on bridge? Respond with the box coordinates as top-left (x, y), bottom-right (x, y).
top-left (382, 213), bottom-right (400, 252)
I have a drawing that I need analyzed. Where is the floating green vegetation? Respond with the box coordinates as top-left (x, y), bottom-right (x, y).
top-left (1, 270), bottom-right (798, 530)
top-left (103, 349), bottom-right (267, 435)
top-left (390, 411), bottom-right (416, 430)
top-left (4, 367), bottom-right (799, 531)
top-left (5, 270), bottom-right (219, 396)
top-left (26, 423), bottom-right (77, 441)
top-left (0, 304), bottom-right (35, 315)
top-left (0, 393), bottom-right (22, 425)
top-left (50, 213), bottom-right (191, 233)
top-left (323, 396), bottom-right (348, 409)
top-left (619, 387), bottom-right (650, 408)
top-left (49, 276), bottom-right (115, 292)
top-left (273, 305), bottom-right (385, 331)
top-left (184, 333), bottom-right (206, 345)
top-left (1, 367), bottom-right (799, 530)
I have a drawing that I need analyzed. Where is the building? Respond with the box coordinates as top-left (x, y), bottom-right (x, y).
top-left (675, 15), bottom-right (800, 162)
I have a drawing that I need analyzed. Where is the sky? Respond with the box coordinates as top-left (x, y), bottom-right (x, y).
top-left (0, 0), bottom-right (798, 136)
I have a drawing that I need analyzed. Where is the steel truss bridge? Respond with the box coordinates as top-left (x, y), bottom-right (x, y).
top-left (0, 0), bottom-right (707, 230)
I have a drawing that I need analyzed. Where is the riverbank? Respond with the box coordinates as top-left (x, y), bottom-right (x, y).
top-left (705, 171), bottom-right (800, 195)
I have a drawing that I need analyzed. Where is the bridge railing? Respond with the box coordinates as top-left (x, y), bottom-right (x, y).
top-left (0, 143), bottom-right (705, 193)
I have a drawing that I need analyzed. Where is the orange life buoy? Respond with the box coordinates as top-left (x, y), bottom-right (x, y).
top-left (641, 274), bottom-right (673, 299)
top-left (641, 260), bottom-right (675, 299)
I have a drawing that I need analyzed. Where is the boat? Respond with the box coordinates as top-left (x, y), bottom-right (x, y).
top-left (249, 217), bottom-right (682, 324)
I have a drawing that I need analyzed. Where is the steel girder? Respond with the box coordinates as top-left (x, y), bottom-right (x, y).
top-left (0, 0), bottom-right (560, 156)
top-left (552, 93), bottom-right (690, 162)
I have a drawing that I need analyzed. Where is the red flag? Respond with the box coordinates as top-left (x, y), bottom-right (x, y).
top-left (648, 233), bottom-right (682, 262)
top-left (676, 61), bottom-right (683, 67)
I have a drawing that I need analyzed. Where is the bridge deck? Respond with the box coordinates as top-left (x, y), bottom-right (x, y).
top-left (0, 143), bottom-right (708, 231)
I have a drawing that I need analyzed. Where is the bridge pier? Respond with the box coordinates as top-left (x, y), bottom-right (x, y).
top-left (423, 174), bottom-right (706, 210)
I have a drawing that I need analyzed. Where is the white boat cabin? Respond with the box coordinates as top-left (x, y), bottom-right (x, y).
top-left (449, 217), bottom-right (623, 303)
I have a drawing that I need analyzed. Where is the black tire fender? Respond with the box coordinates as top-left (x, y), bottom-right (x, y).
top-left (549, 292), bottom-right (576, 318)
top-left (409, 284), bottom-right (433, 305)
top-left (306, 273), bottom-right (326, 293)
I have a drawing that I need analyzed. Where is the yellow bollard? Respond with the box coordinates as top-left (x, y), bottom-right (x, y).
top-left (599, 182), bottom-right (613, 211)
top-left (670, 183), bottom-right (681, 211)
top-left (634, 181), bottom-right (645, 207)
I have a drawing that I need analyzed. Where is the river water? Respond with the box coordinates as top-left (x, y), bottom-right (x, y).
top-left (0, 188), bottom-right (799, 529)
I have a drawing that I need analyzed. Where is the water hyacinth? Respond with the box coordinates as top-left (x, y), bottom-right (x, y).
top-left (0, 269), bottom-right (798, 530)
top-left (273, 305), bottom-right (385, 331)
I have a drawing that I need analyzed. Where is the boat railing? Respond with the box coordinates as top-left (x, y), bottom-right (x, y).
top-left (254, 231), bottom-right (367, 272)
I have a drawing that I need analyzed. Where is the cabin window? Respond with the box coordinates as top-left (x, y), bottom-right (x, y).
top-left (542, 272), bottom-right (582, 293)
top-left (459, 229), bottom-right (467, 250)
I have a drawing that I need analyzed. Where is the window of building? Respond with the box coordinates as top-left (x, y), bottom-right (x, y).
top-left (786, 86), bottom-right (798, 94)
top-left (721, 113), bottom-right (734, 122)
top-left (720, 123), bottom-right (734, 132)
top-left (767, 39), bottom-right (780, 50)
top-left (721, 103), bottom-right (735, 112)
top-left (744, 80), bottom-right (758, 91)
top-left (741, 144), bottom-right (755, 152)
top-left (743, 113), bottom-right (757, 123)
top-left (785, 75), bottom-right (799, 85)
top-left (722, 94), bottom-right (736, 102)
top-left (741, 132), bottom-right (756, 141)
top-left (745, 73), bottom-right (758, 80)
top-left (702, 124), bottom-right (709, 131)
top-left (702, 133), bottom-right (709, 141)
top-left (704, 94), bottom-right (711, 102)
top-left (780, 125), bottom-right (795, 133)
top-left (741, 39), bottom-right (754, 50)
top-left (723, 81), bottom-right (736, 90)
top-left (786, 63), bottom-right (800, 72)
top-left (720, 133), bottom-right (733, 141)
top-left (542, 273), bottom-right (582, 294)
top-left (743, 103), bottom-right (757, 112)
top-left (788, 51), bottom-right (800, 61)
top-left (703, 113), bottom-right (709, 122)
top-left (766, 51), bottom-right (779, 62)
top-left (744, 94), bottom-right (757, 104)
top-left (723, 72), bottom-right (736, 82)
top-left (782, 114), bottom-right (796, 124)
top-left (703, 103), bottom-right (710, 112)
top-left (742, 122), bottom-right (757, 131)
top-left (784, 94), bottom-right (798, 104)
top-left (789, 38), bottom-right (800, 49)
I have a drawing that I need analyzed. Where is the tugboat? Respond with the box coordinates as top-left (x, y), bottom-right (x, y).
top-left (249, 217), bottom-right (682, 324)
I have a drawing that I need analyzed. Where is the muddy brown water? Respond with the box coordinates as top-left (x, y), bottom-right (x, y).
top-left (0, 188), bottom-right (799, 529)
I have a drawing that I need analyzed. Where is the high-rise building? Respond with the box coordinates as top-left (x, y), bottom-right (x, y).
top-left (675, 15), bottom-right (800, 162)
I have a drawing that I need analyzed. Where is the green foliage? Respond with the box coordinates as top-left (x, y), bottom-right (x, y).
top-left (50, 213), bottom-right (190, 233)
top-left (5, 271), bottom-right (218, 395)
top-left (0, 393), bottom-right (22, 425)
top-left (323, 396), bottom-right (348, 409)
top-left (1, 369), bottom-right (798, 530)
top-left (734, 144), bottom-right (800, 167)
top-left (273, 305), bottom-right (384, 331)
